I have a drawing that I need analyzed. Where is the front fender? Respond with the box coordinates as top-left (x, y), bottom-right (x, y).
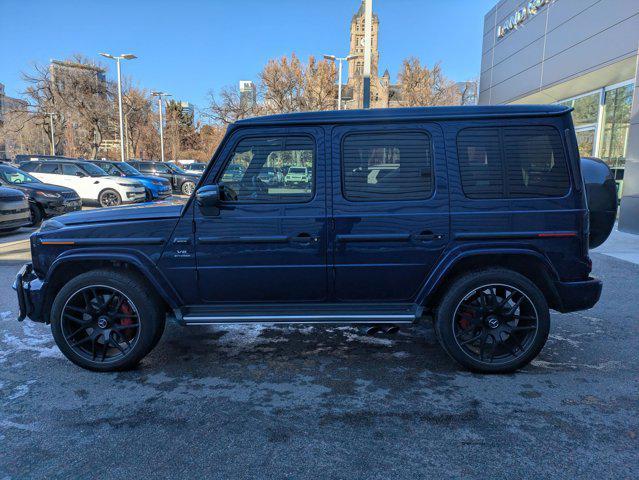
top-left (45, 249), bottom-right (182, 309)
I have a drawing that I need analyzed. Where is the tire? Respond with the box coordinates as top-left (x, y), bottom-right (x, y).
top-left (50, 269), bottom-right (165, 372)
top-left (98, 189), bottom-right (122, 207)
top-left (433, 268), bottom-right (550, 374)
top-left (30, 204), bottom-right (44, 227)
top-left (181, 181), bottom-right (196, 196)
top-left (144, 188), bottom-right (153, 202)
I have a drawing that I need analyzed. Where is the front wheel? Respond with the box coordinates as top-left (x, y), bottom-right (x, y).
top-left (51, 269), bottom-right (165, 372)
top-left (98, 189), bottom-right (122, 207)
top-left (433, 269), bottom-right (550, 373)
top-left (181, 181), bottom-right (196, 196)
top-left (30, 204), bottom-right (44, 227)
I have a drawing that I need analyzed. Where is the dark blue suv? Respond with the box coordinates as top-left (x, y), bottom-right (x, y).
top-left (13, 106), bottom-right (613, 373)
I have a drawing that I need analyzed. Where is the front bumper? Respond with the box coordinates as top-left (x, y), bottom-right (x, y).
top-left (554, 277), bottom-right (602, 313)
top-left (41, 199), bottom-right (82, 217)
top-left (124, 190), bottom-right (147, 203)
top-left (153, 187), bottom-right (172, 199)
top-left (13, 263), bottom-right (46, 322)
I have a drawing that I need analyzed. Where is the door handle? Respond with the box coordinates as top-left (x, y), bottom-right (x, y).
top-left (173, 237), bottom-right (191, 245)
top-left (290, 232), bottom-right (318, 244)
top-left (412, 231), bottom-right (444, 242)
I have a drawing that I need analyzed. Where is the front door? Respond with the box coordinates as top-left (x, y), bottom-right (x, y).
top-left (194, 127), bottom-right (327, 303)
top-left (331, 124), bottom-right (450, 301)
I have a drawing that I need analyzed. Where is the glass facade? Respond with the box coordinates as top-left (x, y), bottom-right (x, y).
top-left (599, 83), bottom-right (633, 180)
top-left (558, 82), bottom-right (634, 190)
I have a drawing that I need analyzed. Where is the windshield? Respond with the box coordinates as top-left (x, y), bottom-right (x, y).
top-left (0, 164), bottom-right (41, 184)
top-left (289, 167), bottom-right (307, 174)
top-left (167, 162), bottom-right (187, 174)
top-left (116, 162), bottom-right (142, 176)
top-left (81, 162), bottom-right (108, 177)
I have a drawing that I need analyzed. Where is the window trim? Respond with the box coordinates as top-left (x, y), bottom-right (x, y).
top-left (456, 124), bottom-right (572, 201)
top-left (340, 129), bottom-right (435, 203)
top-left (212, 133), bottom-right (318, 205)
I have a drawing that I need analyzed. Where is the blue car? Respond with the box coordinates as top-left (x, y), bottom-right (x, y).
top-left (90, 160), bottom-right (172, 201)
top-left (13, 106), bottom-right (617, 373)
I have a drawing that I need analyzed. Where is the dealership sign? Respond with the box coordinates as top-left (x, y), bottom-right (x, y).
top-left (497, 0), bottom-right (551, 38)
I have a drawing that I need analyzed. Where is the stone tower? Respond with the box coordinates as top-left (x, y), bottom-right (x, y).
top-left (347, 1), bottom-right (380, 82)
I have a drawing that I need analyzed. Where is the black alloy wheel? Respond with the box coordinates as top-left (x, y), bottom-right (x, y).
top-left (51, 269), bottom-right (165, 371)
top-left (99, 189), bottom-right (122, 207)
top-left (452, 284), bottom-right (538, 365)
top-left (434, 269), bottom-right (550, 373)
top-left (60, 285), bottom-right (141, 364)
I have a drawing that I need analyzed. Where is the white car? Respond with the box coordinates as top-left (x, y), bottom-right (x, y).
top-left (20, 159), bottom-right (146, 207)
top-left (284, 167), bottom-right (310, 187)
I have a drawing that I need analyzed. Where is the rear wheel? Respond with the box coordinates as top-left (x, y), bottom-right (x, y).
top-left (51, 269), bottom-right (165, 372)
top-left (181, 181), bottom-right (195, 196)
top-left (98, 189), bottom-right (121, 207)
top-left (434, 269), bottom-right (550, 373)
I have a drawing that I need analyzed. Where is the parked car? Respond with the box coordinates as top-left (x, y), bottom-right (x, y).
top-left (89, 160), bottom-right (172, 201)
top-left (0, 187), bottom-right (31, 232)
top-left (128, 160), bottom-right (200, 196)
top-left (19, 159), bottom-right (146, 207)
top-left (14, 105), bottom-right (615, 373)
top-left (0, 163), bottom-right (81, 226)
top-left (183, 162), bottom-right (207, 174)
top-left (257, 167), bottom-right (284, 186)
top-left (284, 166), bottom-right (310, 187)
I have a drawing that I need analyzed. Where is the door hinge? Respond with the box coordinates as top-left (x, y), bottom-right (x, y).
top-left (192, 220), bottom-right (196, 233)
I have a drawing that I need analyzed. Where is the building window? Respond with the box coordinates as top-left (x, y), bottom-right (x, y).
top-left (342, 132), bottom-right (433, 202)
top-left (559, 91), bottom-right (599, 128)
top-left (599, 83), bottom-right (634, 179)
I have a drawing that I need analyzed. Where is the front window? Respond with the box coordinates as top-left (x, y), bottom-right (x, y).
top-left (79, 163), bottom-right (107, 177)
top-left (0, 165), bottom-right (41, 184)
top-left (116, 162), bottom-right (141, 176)
top-left (218, 136), bottom-right (315, 203)
top-left (167, 162), bottom-right (187, 174)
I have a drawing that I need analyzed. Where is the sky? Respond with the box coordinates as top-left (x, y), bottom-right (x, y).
top-left (0, 0), bottom-right (496, 111)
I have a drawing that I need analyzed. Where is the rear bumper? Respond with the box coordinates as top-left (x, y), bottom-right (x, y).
top-left (13, 263), bottom-right (46, 322)
top-left (554, 277), bottom-right (602, 313)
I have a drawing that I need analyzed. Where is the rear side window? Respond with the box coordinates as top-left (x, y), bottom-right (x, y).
top-left (39, 163), bottom-right (60, 174)
top-left (457, 126), bottom-right (569, 199)
top-left (20, 162), bottom-right (40, 173)
top-left (504, 127), bottom-right (569, 198)
top-left (342, 132), bottom-right (433, 201)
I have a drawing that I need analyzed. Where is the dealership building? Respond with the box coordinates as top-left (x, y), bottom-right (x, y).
top-left (479, 0), bottom-right (639, 233)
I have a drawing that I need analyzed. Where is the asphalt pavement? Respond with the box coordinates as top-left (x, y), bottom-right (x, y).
top-left (0, 229), bottom-right (637, 479)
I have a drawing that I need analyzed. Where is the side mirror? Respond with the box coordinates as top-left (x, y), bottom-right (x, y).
top-left (195, 184), bottom-right (220, 209)
top-left (75, 171), bottom-right (86, 177)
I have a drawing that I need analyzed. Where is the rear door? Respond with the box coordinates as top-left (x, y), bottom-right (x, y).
top-left (331, 123), bottom-right (450, 301)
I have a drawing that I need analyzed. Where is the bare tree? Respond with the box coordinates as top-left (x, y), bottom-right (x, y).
top-left (205, 85), bottom-right (262, 125)
top-left (397, 58), bottom-right (461, 107)
top-left (300, 56), bottom-right (337, 111)
top-left (260, 53), bottom-right (305, 114)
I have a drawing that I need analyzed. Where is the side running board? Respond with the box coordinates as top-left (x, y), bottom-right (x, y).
top-left (178, 304), bottom-right (422, 325)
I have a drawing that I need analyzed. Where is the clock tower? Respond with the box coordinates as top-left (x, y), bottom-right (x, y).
top-left (347, 1), bottom-right (379, 82)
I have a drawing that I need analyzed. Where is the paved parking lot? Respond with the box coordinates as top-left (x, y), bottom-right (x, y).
top-left (0, 228), bottom-right (637, 479)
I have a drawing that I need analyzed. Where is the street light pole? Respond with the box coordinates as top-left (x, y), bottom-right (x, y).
top-left (323, 54), bottom-right (359, 110)
top-left (151, 91), bottom-right (171, 162)
top-left (99, 52), bottom-right (137, 161)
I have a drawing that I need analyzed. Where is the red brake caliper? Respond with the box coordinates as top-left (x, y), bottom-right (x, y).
top-left (119, 301), bottom-right (135, 339)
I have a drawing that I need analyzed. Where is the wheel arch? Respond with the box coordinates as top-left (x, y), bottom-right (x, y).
top-left (419, 249), bottom-right (561, 311)
top-left (41, 252), bottom-right (181, 322)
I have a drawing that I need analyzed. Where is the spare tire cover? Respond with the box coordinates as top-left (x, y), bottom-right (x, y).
top-left (581, 157), bottom-right (617, 249)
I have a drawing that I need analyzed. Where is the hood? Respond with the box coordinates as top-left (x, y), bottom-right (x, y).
top-left (8, 182), bottom-right (77, 195)
top-left (130, 175), bottom-right (170, 185)
top-left (52, 198), bottom-right (187, 226)
top-left (104, 176), bottom-right (141, 186)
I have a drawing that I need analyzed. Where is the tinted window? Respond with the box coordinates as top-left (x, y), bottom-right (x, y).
top-left (62, 164), bottom-right (84, 176)
top-left (95, 162), bottom-right (118, 175)
top-left (136, 163), bottom-right (154, 173)
top-left (20, 162), bottom-right (41, 173)
top-left (218, 136), bottom-right (314, 203)
top-left (457, 128), bottom-right (504, 199)
top-left (39, 163), bottom-right (61, 174)
top-left (154, 163), bottom-right (171, 174)
top-left (342, 132), bottom-right (433, 201)
top-left (457, 126), bottom-right (570, 199)
top-left (504, 127), bottom-right (569, 198)
top-left (0, 165), bottom-right (40, 184)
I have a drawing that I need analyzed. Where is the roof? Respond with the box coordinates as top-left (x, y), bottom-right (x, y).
top-left (233, 105), bottom-right (572, 128)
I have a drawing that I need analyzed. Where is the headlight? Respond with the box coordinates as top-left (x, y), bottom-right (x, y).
top-left (117, 182), bottom-right (140, 188)
top-left (40, 218), bottom-right (64, 231)
top-left (35, 191), bottom-right (61, 199)
top-left (151, 180), bottom-right (164, 186)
